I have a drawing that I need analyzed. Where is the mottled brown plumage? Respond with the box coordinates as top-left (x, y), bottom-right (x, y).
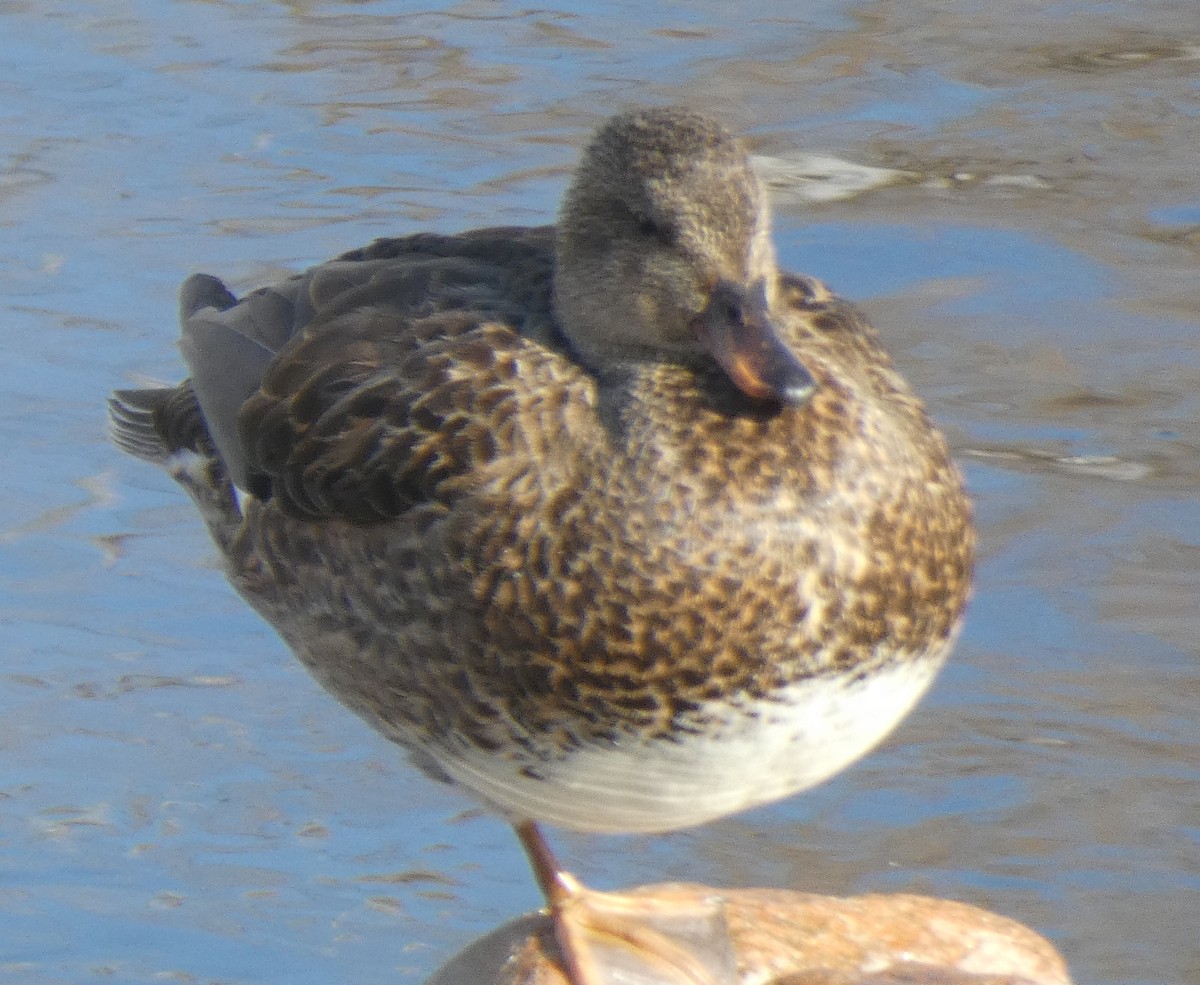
top-left (110, 108), bottom-right (972, 841)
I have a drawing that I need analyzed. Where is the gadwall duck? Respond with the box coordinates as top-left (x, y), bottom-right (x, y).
top-left (110, 107), bottom-right (973, 985)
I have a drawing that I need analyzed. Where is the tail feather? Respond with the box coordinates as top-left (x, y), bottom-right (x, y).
top-left (111, 269), bottom-right (271, 553)
top-left (108, 383), bottom-right (244, 551)
top-left (108, 384), bottom-right (215, 463)
top-left (108, 388), bottom-right (175, 464)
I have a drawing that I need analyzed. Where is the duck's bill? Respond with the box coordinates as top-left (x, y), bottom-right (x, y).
top-left (693, 281), bottom-right (817, 406)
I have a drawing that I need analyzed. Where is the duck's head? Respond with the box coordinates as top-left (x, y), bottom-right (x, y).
top-left (554, 107), bottom-right (816, 406)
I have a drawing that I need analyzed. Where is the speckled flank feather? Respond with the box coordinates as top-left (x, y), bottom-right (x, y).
top-left (109, 108), bottom-right (973, 834)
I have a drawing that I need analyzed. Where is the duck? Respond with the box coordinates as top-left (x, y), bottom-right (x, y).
top-left (110, 106), bottom-right (973, 985)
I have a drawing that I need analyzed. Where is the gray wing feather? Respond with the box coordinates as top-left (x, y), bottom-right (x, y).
top-left (179, 277), bottom-right (308, 489)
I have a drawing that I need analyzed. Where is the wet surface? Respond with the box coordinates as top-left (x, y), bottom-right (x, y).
top-left (2, 2), bottom-right (1198, 983)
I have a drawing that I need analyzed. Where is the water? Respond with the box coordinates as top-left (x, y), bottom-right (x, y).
top-left (2, 2), bottom-right (1198, 983)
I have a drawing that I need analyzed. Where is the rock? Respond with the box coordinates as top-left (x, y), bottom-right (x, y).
top-left (424, 886), bottom-right (1072, 985)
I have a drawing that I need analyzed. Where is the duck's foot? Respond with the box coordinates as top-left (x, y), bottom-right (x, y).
top-left (515, 822), bottom-right (738, 985)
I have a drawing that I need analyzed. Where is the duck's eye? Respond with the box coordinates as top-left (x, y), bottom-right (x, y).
top-left (635, 214), bottom-right (675, 246)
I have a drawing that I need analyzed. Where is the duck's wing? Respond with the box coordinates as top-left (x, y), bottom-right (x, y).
top-left (112, 227), bottom-right (569, 521)
top-left (179, 271), bottom-right (310, 488)
top-left (218, 226), bottom-right (587, 525)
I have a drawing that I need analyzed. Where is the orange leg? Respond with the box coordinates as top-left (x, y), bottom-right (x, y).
top-left (514, 821), bottom-right (736, 985)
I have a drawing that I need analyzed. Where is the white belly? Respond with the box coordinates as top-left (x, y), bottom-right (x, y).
top-left (434, 646), bottom-right (949, 834)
